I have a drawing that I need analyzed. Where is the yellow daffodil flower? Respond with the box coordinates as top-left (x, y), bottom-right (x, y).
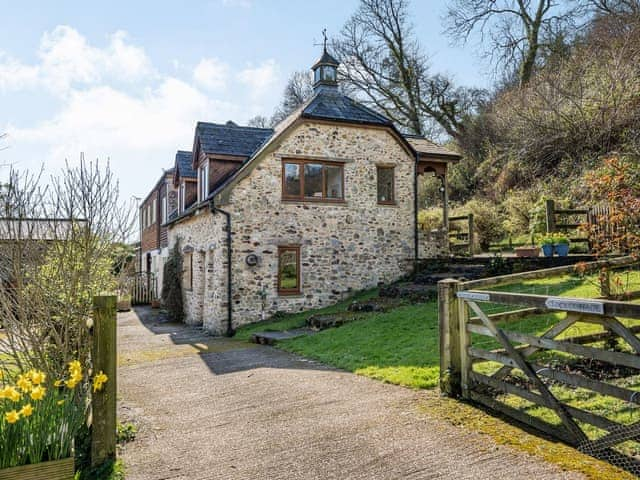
top-left (5, 410), bottom-right (20, 424)
top-left (65, 378), bottom-right (78, 389)
top-left (57, 399), bottom-right (65, 406)
top-left (30, 385), bottom-right (46, 401)
top-left (54, 380), bottom-right (63, 387)
top-left (92, 371), bottom-right (108, 392)
top-left (3, 386), bottom-right (21, 402)
top-left (68, 360), bottom-right (82, 375)
top-left (19, 404), bottom-right (33, 417)
top-left (16, 374), bottom-right (33, 393)
top-left (29, 370), bottom-right (46, 385)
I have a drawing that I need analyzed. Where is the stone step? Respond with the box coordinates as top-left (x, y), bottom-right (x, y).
top-left (250, 328), bottom-right (314, 345)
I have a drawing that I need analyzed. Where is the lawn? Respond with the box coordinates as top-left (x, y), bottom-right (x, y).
top-left (236, 270), bottom-right (640, 389)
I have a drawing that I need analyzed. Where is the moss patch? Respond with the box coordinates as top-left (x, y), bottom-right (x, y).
top-left (119, 340), bottom-right (255, 367)
top-left (418, 394), bottom-right (635, 480)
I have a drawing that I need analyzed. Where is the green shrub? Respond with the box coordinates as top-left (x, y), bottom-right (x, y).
top-left (417, 208), bottom-right (443, 231)
top-left (161, 241), bottom-right (183, 323)
top-left (455, 199), bottom-right (506, 252)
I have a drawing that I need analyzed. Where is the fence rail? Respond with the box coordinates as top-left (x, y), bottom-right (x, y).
top-left (438, 255), bottom-right (640, 474)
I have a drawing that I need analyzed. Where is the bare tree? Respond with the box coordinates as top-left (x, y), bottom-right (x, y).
top-left (335, 0), bottom-right (484, 139)
top-left (270, 70), bottom-right (314, 126)
top-left (444, 0), bottom-right (590, 86)
top-left (0, 158), bottom-right (134, 378)
top-left (247, 115), bottom-right (270, 128)
top-left (589, 0), bottom-right (640, 15)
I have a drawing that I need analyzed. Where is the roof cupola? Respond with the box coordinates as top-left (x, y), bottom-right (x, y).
top-left (312, 29), bottom-right (339, 93)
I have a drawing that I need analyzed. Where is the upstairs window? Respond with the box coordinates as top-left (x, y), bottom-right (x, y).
top-left (151, 198), bottom-right (157, 224)
top-left (282, 160), bottom-right (344, 201)
top-left (199, 162), bottom-right (209, 201)
top-left (377, 166), bottom-right (395, 204)
top-left (278, 246), bottom-right (300, 295)
top-left (162, 186), bottom-right (168, 224)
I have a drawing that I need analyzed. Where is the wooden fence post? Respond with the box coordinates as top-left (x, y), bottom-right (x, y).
top-left (467, 214), bottom-right (475, 256)
top-left (91, 295), bottom-right (117, 467)
top-left (599, 267), bottom-right (612, 298)
top-left (438, 279), bottom-right (462, 397)
top-left (545, 199), bottom-right (556, 233)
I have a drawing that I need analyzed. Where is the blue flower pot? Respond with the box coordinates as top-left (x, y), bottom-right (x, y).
top-left (554, 243), bottom-right (569, 257)
top-left (541, 244), bottom-right (554, 257)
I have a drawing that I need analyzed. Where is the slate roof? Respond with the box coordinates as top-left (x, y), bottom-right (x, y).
top-left (196, 122), bottom-right (274, 158)
top-left (175, 150), bottom-right (196, 179)
top-left (312, 49), bottom-right (339, 68)
top-left (302, 90), bottom-right (392, 126)
top-left (404, 135), bottom-right (461, 159)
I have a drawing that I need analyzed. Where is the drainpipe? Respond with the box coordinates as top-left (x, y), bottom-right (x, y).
top-left (209, 200), bottom-right (235, 337)
top-left (414, 153), bottom-right (420, 266)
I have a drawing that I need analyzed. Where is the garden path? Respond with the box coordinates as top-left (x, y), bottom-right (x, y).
top-left (117, 307), bottom-right (584, 480)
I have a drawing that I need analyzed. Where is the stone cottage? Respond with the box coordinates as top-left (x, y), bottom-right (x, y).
top-left (165, 48), bottom-right (460, 334)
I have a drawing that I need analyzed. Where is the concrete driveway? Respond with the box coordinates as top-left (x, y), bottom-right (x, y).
top-left (117, 307), bottom-right (583, 480)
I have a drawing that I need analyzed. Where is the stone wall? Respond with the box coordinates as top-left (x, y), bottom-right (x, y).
top-left (168, 121), bottom-right (418, 333)
top-left (419, 229), bottom-right (449, 258)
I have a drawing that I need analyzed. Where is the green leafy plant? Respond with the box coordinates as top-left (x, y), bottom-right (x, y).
top-left (161, 240), bottom-right (183, 323)
top-left (540, 235), bottom-right (555, 246)
top-left (0, 362), bottom-right (108, 469)
top-left (116, 421), bottom-right (137, 444)
top-left (552, 233), bottom-right (570, 245)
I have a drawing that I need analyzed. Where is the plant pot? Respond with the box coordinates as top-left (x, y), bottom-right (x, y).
top-left (117, 297), bottom-right (132, 312)
top-left (554, 243), bottom-right (570, 257)
top-left (541, 244), bottom-right (554, 257)
top-left (0, 458), bottom-right (74, 480)
top-left (515, 246), bottom-right (540, 258)
top-left (151, 299), bottom-right (161, 309)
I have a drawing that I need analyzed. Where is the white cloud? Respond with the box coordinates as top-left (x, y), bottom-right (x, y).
top-left (0, 25), bottom-right (285, 199)
top-left (0, 26), bottom-right (153, 95)
top-left (237, 59), bottom-right (279, 98)
top-left (193, 57), bottom-right (229, 90)
top-left (0, 53), bottom-right (39, 91)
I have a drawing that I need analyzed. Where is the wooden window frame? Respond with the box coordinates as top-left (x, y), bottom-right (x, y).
top-left (376, 165), bottom-right (396, 205)
top-left (277, 245), bottom-right (301, 296)
top-left (281, 159), bottom-right (345, 203)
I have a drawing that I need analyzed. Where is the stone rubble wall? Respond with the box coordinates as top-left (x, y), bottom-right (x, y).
top-left (419, 229), bottom-right (449, 258)
top-left (169, 121), bottom-right (418, 333)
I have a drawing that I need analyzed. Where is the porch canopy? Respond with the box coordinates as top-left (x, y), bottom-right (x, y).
top-left (405, 135), bottom-right (461, 229)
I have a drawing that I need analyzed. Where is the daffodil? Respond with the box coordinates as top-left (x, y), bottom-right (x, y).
top-left (16, 374), bottom-right (33, 393)
top-left (5, 410), bottom-right (20, 424)
top-left (28, 370), bottom-right (46, 385)
top-left (92, 371), bottom-right (108, 392)
top-left (19, 403), bottom-right (33, 417)
top-left (2, 386), bottom-right (22, 402)
top-left (57, 399), bottom-right (65, 406)
top-left (68, 360), bottom-right (82, 376)
top-left (54, 380), bottom-right (63, 388)
top-left (65, 378), bottom-right (78, 389)
top-left (30, 385), bottom-right (46, 401)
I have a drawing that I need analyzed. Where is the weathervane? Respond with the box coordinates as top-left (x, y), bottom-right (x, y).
top-left (314, 28), bottom-right (329, 52)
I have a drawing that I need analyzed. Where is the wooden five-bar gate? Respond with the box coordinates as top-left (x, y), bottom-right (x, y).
top-left (439, 256), bottom-right (640, 473)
